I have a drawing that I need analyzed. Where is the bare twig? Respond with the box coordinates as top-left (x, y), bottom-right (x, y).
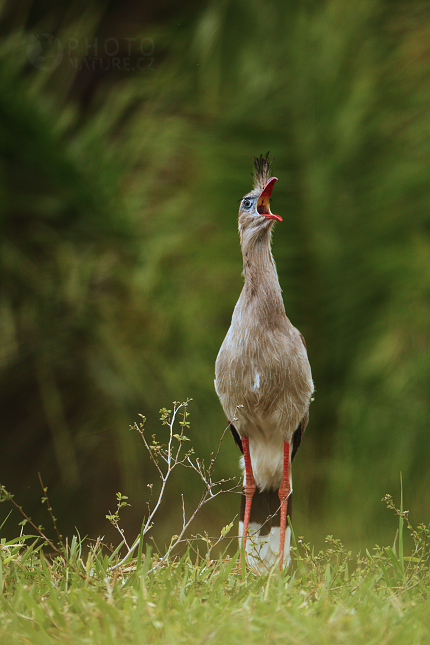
top-left (0, 484), bottom-right (102, 585)
top-left (38, 472), bottom-right (64, 550)
top-left (0, 484), bottom-right (66, 564)
top-left (106, 492), bottom-right (131, 550)
top-left (109, 400), bottom-right (239, 571)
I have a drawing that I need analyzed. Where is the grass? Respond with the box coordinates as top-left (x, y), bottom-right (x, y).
top-left (1, 406), bottom-right (430, 644)
top-left (1, 491), bottom-right (430, 644)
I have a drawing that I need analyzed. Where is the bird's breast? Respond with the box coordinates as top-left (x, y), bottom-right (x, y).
top-left (215, 322), bottom-right (313, 446)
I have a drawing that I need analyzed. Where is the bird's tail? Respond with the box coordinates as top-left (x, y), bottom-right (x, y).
top-left (238, 488), bottom-right (292, 573)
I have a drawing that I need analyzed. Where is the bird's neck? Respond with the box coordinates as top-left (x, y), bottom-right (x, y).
top-left (240, 227), bottom-right (284, 311)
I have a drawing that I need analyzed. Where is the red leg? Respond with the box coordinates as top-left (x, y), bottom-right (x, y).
top-left (278, 441), bottom-right (291, 571)
top-left (241, 437), bottom-right (256, 554)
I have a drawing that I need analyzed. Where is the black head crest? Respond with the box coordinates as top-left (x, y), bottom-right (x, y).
top-left (252, 152), bottom-right (275, 191)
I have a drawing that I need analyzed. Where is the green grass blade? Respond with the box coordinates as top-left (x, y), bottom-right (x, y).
top-left (399, 472), bottom-right (404, 575)
top-left (384, 546), bottom-right (402, 575)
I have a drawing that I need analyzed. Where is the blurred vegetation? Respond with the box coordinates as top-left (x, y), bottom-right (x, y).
top-left (1, 0), bottom-right (430, 551)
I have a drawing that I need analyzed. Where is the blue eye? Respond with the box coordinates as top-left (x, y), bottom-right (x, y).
top-left (242, 198), bottom-right (253, 210)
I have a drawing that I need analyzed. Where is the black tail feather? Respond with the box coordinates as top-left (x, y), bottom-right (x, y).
top-left (240, 488), bottom-right (292, 536)
top-left (229, 422), bottom-right (243, 453)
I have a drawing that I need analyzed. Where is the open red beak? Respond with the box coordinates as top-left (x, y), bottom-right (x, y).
top-left (257, 177), bottom-right (282, 222)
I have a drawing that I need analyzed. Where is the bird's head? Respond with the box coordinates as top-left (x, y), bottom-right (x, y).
top-left (238, 152), bottom-right (282, 236)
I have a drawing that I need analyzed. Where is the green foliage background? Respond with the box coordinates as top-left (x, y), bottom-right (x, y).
top-left (1, 0), bottom-right (430, 550)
